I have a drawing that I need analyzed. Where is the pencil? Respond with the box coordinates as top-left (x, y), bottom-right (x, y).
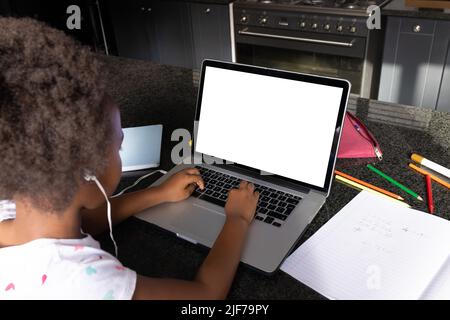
top-left (367, 164), bottom-right (423, 201)
top-left (335, 175), bottom-right (411, 208)
top-left (425, 175), bottom-right (434, 214)
top-left (409, 163), bottom-right (450, 190)
top-left (411, 153), bottom-right (450, 179)
top-left (335, 170), bottom-right (404, 201)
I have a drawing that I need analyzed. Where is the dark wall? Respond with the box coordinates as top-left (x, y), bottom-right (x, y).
top-left (0, 0), bottom-right (116, 53)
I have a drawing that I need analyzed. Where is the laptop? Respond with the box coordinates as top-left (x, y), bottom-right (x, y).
top-left (119, 125), bottom-right (163, 172)
top-left (136, 60), bottom-right (350, 274)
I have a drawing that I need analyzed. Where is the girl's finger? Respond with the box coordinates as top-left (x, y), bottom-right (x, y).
top-left (185, 168), bottom-right (201, 175)
top-left (239, 180), bottom-right (249, 189)
top-left (184, 174), bottom-right (205, 190)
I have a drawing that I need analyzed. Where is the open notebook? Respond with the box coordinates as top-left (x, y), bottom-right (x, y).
top-left (281, 191), bottom-right (450, 300)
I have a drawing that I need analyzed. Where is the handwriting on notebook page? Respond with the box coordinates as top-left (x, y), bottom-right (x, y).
top-left (281, 191), bottom-right (450, 300)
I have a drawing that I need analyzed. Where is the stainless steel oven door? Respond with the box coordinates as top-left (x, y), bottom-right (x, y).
top-left (235, 25), bottom-right (366, 95)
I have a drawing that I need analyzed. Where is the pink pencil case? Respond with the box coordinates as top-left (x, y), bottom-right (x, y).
top-left (337, 112), bottom-right (383, 160)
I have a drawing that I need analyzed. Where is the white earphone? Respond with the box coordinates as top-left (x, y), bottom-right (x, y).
top-left (83, 173), bottom-right (96, 182)
top-left (84, 172), bottom-right (118, 257)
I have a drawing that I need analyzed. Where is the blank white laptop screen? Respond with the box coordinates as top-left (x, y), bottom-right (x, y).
top-left (120, 125), bottom-right (163, 172)
top-left (195, 66), bottom-right (344, 189)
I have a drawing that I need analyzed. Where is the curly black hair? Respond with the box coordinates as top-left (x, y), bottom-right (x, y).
top-left (0, 17), bottom-right (112, 213)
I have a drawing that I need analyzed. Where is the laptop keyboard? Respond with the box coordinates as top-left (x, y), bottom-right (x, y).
top-left (191, 166), bottom-right (301, 227)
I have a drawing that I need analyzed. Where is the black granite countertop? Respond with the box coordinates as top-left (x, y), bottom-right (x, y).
top-left (383, 0), bottom-right (450, 20)
top-left (98, 55), bottom-right (450, 299)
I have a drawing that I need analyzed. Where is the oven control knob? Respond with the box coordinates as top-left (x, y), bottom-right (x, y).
top-left (311, 23), bottom-right (318, 29)
top-left (260, 17), bottom-right (268, 25)
top-left (324, 23), bottom-right (330, 31)
top-left (337, 25), bottom-right (343, 32)
top-left (299, 21), bottom-right (306, 28)
top-left (240, 15), bottom-right (248, 24)
top-left (349, 26), bottom-right (357, 33)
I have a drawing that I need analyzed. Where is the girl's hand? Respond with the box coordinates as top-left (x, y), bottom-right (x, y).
top-left (225, 181), bottom-right (259, 226)
top-left (156, 168), bottom-right (205, 203)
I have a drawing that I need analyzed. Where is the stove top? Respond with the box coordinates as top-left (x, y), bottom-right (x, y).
top-left (236, 0), bottom-right (390, 13)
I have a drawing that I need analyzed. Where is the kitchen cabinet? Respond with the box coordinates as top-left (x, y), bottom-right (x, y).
top-left (0, 0), bottom-right (12, 15)
top-left (190, 2), bottom-right (232, 69)
top-left (378, 17), bottom-right (450, 111)
top-left (151, 1), bottom-right (194, 69)
top-left (108, 0), bottom-right (193, 68)
top-left (107, 0), bottom-right (156, 61)
top-left (107, 0), bottom-right (232, 70)
top-left (437, 50), bottom-right (450, 112)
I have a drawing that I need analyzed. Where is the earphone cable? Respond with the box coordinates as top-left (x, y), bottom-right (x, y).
top-left (93, 178), bottom-right (118, 257)
top-left (112, 170), bottom-right (168, 198)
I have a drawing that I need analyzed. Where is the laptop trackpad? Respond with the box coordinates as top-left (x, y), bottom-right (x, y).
top-left (170, 204), bottom-right (226, 245)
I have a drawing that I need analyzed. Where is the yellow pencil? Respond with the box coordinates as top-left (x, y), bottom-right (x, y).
top-left (335, 170), bottom-right (404, 200)
top-left (335, 175), bottom-right (411, 208)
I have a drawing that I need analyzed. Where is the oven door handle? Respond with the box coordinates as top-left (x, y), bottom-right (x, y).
top-left (238, 29), bottom-right (355, 48)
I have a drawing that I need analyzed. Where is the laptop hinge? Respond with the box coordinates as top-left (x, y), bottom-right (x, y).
top-left (176, 233), bottom-right (198, 245)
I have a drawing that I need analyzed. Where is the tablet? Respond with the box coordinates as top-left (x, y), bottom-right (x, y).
top-left (119, 124), bottom-right (163, 172)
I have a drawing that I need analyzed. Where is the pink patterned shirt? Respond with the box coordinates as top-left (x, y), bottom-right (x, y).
top-left (0, 201), bottom-right (136, 300)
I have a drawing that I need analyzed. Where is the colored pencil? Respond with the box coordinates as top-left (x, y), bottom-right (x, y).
top-left (425, 175), bottom-right (434, 214)
top-left (367, 164), bottom-right (423, 201)
top-left (409, 163), bottom-right (450, 190)
top-left (335, 175), bottom-right (411, 208)
top-left (411, 153), bottom-right (450, 179)
top-left (335, 170), bottom-right (404, 201)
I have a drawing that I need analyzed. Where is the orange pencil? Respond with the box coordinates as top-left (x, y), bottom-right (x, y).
top-left (409, 163), bottom-right (450, 190)
top-left (335, 170), bottom-right (405, 201)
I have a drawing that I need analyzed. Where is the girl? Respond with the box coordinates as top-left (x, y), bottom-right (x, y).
top-left (0, 17), bottom-right (259, 300)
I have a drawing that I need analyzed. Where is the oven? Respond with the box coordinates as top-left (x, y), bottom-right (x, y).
top-left (233, 0), bottom-right (387, 98)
